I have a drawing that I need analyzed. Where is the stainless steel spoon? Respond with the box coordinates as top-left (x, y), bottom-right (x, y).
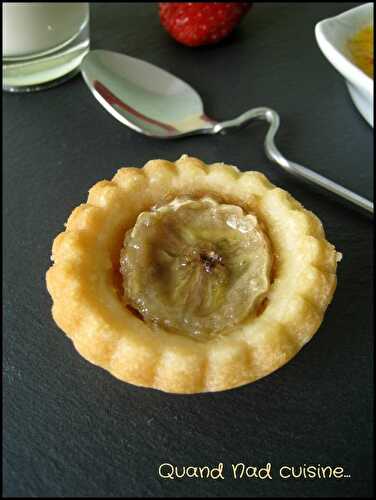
top-left (81, 49), bottom-right (373, 215)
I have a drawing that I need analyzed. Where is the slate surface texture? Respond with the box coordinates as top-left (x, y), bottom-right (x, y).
top-left (3, 3), bottom-right (373, 497)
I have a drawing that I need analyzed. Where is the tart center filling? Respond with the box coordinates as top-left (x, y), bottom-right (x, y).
top-left (120, 197), bottom-right (272, 339)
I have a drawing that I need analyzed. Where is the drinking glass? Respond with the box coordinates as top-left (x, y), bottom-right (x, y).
top-left (2, 2), bottom-right (90, 91)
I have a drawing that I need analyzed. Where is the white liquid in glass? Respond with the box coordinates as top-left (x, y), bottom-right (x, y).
top-left (3, 3), bottom-right (89, 59)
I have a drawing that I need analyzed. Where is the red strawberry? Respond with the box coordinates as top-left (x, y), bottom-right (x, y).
top-left (159, 2), bottom-right (252, 47)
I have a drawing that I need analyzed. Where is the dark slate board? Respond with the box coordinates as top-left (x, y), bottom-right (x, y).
top-left (3, 3), bottom-right (373, 497)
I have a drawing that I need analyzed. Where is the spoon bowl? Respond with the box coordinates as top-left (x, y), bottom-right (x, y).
top-left (81, 49), bottom-right (213, 137)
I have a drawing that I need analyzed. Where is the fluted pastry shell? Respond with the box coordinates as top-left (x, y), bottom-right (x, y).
top-left (46, 155), bottom-right (341, 393)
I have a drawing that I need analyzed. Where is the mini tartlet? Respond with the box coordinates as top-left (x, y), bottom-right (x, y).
top-left (46, 155), bottom-right (341, 393)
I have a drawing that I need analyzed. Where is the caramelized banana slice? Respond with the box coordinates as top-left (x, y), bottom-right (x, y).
top-left (120, 197), bottom-right (272, 339)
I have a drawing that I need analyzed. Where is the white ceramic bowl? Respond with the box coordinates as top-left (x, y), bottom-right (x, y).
top-left (315, 3), bottom-right (373, 127)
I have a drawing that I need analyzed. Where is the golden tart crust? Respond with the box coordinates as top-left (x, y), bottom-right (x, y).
top-left (46, 155), bottom-right (340, 394)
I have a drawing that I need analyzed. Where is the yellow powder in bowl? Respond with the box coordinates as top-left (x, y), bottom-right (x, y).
top-left (348, 25), bottom-right (373, 79)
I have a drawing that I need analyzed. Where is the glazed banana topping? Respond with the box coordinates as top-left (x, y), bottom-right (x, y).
top-left (120, 197), bottom-right (272, 339)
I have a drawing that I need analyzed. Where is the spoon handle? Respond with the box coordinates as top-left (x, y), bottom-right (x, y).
top-left (213, 107), bottom-right (373, 215)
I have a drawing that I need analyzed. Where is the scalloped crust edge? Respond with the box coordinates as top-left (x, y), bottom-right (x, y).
top-left (46, 155), bottom-right (341, 393)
